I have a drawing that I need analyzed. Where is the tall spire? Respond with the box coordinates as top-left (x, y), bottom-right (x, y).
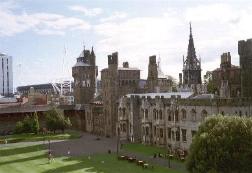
top-left (187, 22), bottom-right (196, 64)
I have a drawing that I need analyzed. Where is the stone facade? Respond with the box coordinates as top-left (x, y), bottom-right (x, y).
top-left (72, 47), bottom-right (98, 104)
top-left (118, 93), bottom-right (252, 152)
top-left (212, 52), bottom-right (241, 98)
top-left (239, 38), bottom-right (252, 98)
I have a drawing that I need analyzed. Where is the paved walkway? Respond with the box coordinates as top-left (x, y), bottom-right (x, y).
top-left (50, 133), bottom-right (117, 156)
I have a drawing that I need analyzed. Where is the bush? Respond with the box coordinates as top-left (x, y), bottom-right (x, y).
top-left (45, 108), bottom-right (72, 133)
top-left (14, 121), bottom-right (24, 134)
top-left (14, 112), bottom-right (40, 134)
top-left (186, 115), bottom-right (252, 173)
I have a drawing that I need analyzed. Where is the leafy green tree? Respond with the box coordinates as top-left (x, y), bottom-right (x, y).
top-left (204, 71), bottom-right (218, 94)
top-left (186, 116), bottom-right (252, 173)
top-left (14, 121), bottom-right (24, 134)
top-left (31, 112), bottom-right (40, 134)
top-left (45, 108), bottom-right (72, 133)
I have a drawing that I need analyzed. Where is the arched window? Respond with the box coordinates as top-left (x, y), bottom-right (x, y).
top-left (201, 110), bottom-right (207, 121)
top-left (153, 109), bottom-right (156, 120)
top-left (122, 108), bottom-right (126, 118)
top-left (191, 109), bottom-right (196, 122)
top-left (175, 110), bottom-right (179, 122)
top-left (145, 109), bottom-right (148, 119)
top-left (181, 109), bottom-right (187, 120)
top-left (167, 109), bottom-right (171, 121)
top-left (159, 110), bottom-right (162, 120)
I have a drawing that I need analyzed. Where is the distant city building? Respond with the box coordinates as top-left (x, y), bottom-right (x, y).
top-left (0, 53), bottom-right (13, 96)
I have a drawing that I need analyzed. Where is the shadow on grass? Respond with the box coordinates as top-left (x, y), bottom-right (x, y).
top-left (0, 144), bottom-right (45, 157)
top-left (0, 154), bottom-right (46, 166)
top-left (42, 160), bottom-right (96, 173)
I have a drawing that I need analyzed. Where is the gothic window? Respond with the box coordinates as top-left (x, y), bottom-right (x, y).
top-left (201, 110), bottom-right (208, 121)
top-left (181, 109), bottom-right (187, 120)
top-left (176, 130), bottom-right (180, 141)
top-left (82, 80), bottom-right (86, 87)
top-left (145, 110), bottom-right (148, 119)
top-left (182, 129), bottom-right (187, 142)
top-left (167, 128), bottom-right (171, 139)
top-left (122, 108), bottom-right (126, 118)
top-left (191, 109), bottom-right (196, 122)
top-left (175, 110), bottom-right (179, 122)
top-left (167, 109), bottom-right (171, 121)
top-left (160, 128), bottom-right (163, 138)
top-left (159, 110), bottom-right (162, 120)
top-left (146, 127), bottom-right (149, 136)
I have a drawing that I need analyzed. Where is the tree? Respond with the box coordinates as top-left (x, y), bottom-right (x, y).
top-left (14, 112), bottom-right (40, 134)
top-left (204, 71), bottom-right (217, 94)
top-left (186, 116), bottom-right (252, 173)
top-left (45, 108), bottom-right (72, 133)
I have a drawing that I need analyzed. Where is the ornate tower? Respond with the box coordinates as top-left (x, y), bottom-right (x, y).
top-left (182, 23), bottom-right (202, 86)
top-left (238, 38), bottom-right (252, 98)
top-left (147, 55), bottom-right (158, 92)
top-left (72, 47), bottom-right (98, 104)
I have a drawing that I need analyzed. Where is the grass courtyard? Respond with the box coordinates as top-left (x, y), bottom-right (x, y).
top-left (0, 131), bottom-right (81, 144)
top-left (123, 143), bottom-right (168, 156)
top-left (0, 143), bottom-right (182, 173)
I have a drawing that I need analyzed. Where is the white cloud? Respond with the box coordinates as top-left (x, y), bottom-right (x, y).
top-left (69, 5), bottom-right (103, 16)
top-left (0, 4), bottom-right (91, 37)
top-left (94, 3), bottom-right (252, 80)
top-left (100, 11), bottom-right (127, 22)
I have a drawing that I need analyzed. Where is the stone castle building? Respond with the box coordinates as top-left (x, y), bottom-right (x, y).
top-left (72, 47), bottom-right (98, 104)
top-left (118, 93), bottom-right (252, 151)
top-left (212, 52), bottom-right (241, 98)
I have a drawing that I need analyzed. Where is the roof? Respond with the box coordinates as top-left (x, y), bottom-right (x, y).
top-left (192, 94), bottom-right (215, 99)
top-left (126, 91), bottom-right (194, 99)
top-left (118, 67), bottom-right (140, 71)
top-left (17, 83), bottom-right (53, 91)
top-left (0, 97), bottom-right (17, 104)
top-left (73, 61), bottom-right (90, 67)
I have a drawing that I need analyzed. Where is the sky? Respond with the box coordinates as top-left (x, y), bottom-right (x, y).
top-left (0, 0), bottom-right (252, 90)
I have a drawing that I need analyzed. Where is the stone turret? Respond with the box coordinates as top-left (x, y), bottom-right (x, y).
top-left (238, 39), bottom-right (252, 98)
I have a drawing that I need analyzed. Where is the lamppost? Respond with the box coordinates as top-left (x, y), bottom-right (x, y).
top-left (116, 123), bottom-right (120, 156)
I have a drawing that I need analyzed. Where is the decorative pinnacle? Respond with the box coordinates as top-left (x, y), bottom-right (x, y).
top-left (189, 22), bottom-right (192, 36)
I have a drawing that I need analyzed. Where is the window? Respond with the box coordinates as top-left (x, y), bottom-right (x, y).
top-left (182, 129), bottom-right (187, 142)
top-left (167, 109), bottom-right (171, 121)
top-left (176, 130), bottom-right (180, 141)
top-left (201, 110), bottom-right (207, 121)
top-left (181, 109), bottom-right (187, 120)
top-left (146, 127), bottom-right (149, 136)
top-left (175, 110), bottom-right (179, 122)
top-left (159, 110), bottom-right (162, 120)
top-left (191, 109), bottom-right (196, 122)
top-left (167, 128), bottom-right (171, 139)
top-left (160, 128), bottom-right (163, 138)
top-left (145, 109), bottom-right (148, 119)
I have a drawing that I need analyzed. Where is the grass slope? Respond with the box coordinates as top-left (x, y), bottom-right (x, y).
top-left (0, 143), bottom-right (181, 173)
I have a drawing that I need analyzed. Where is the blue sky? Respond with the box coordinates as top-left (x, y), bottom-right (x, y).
top-left (0, 0), bottom-right (252, 90)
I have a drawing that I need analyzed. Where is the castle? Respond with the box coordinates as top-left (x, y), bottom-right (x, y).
top-left (71, 24), bottom-right (252, 152)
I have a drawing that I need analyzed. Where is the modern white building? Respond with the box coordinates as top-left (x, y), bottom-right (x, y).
top-left (0, 53), bottom-right (13, 96)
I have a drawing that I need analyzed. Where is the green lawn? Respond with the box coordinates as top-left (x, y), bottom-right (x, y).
top-left (123, 143), bottom-right (168, 156)
top-left (0, 131), bottom-right (81, 144)
top-left (0, 143), bottom-right (182, 173)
